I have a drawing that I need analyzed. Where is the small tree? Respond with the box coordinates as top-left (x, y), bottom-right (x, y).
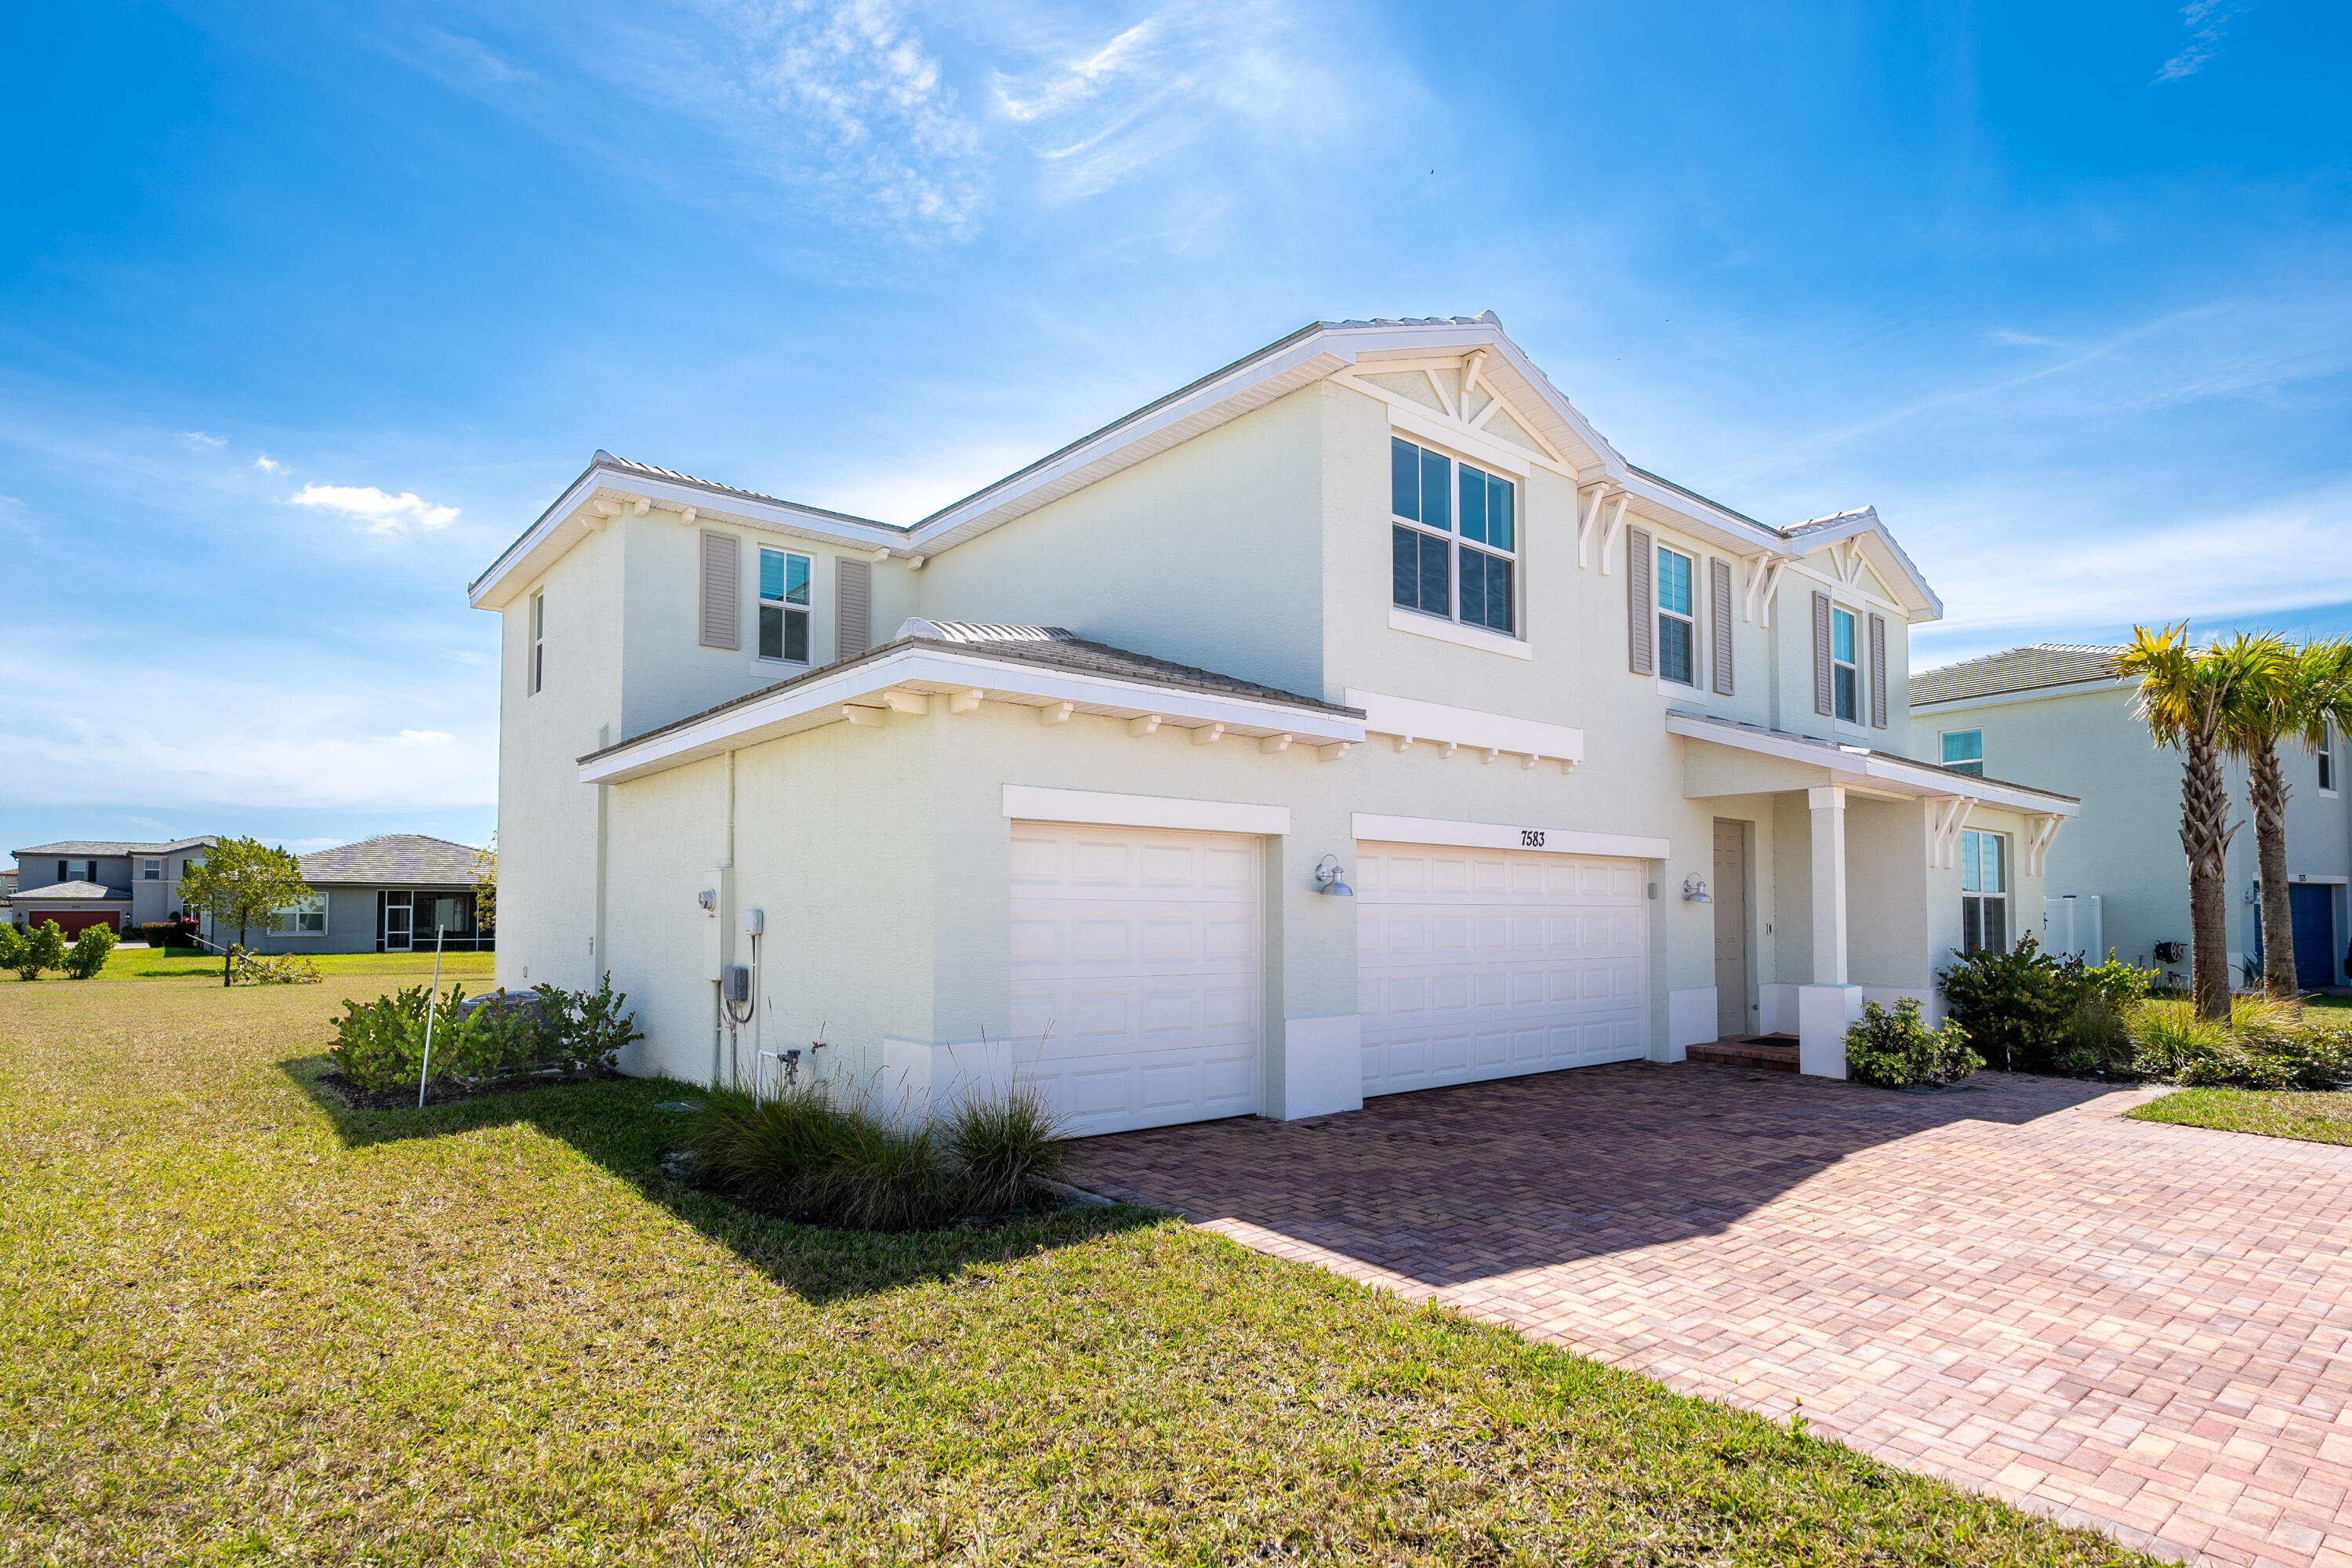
top-left (9, 920), bottom-right (67, 982)
top-left (179, 837), bottom-right (313, 986)
top-left (472, 833), bottom-right (497, 935)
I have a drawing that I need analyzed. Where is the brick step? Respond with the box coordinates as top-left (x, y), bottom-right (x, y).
top-left (1688, 1036), bottom-right (1800, 1073)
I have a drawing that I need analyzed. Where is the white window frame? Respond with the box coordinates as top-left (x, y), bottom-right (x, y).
top-left (1657, 544), bottom-right (1697, 688)
top-left (1389, 435), bottom-right (1519, 641)
top-left (278, 893), bottom-right (328, 937)
top-left (757, 546), bottom-right (814, 666)
top-left (1941, 729), bottom-right (1984, 776)
top-left (1960, 829), bottom-right (2009, 955)
top-left (528, 591), bottom-right (546, 696)
top-left (1831, 605), bottom-right (1860, 724)
top-left (2322, 728), bottom-right (2338, 797)
top-left (142, 858), bottom-right (162, 880)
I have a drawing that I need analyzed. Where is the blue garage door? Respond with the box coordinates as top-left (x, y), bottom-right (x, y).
top-left (2291, 884), bottom-right (2338, 989)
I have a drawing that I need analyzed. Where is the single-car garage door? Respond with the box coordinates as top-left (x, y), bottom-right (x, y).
top-left (1356, 840), bottom-right (1647, 1097)
top-left (1009, 822), bottom-right (1262, 1137)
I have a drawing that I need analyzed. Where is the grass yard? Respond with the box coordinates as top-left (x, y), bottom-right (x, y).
top-left (2130, 1086), bottom-right (2352, 1145)
top-left (0, 968), bottom-right (2149, 1565)
top-left (82, 947), bottom-right (500, 982)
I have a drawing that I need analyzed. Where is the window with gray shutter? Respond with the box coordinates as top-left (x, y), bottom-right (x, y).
top-left (1868, 612), bottom-right (1889, 728)
top-left (1812, 591), bottom-right (1834, 716)
top-left (699, 530), bottom-right (740, 650)
top-left (1710, 557), bottom-right (1735, 695)
top-left (1627, 527), bottom-right (1654, 675)
top-left (835, 557), bottom-right (872, 662)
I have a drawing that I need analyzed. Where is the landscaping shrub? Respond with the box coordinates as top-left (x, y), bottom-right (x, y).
top-left (686, 1081), bottom-right (1073, 1232)
top-left (138, 921), bottom-right (177, 949)
top-left (1940, 937), bottom-right (2155, 1075)
top-left (1845, 997), bottom-right (1981, 1089)
top-left (6, 920), bottom-right (67, 982)
top-left (232, 951), bottom-right (322, 985)
top-left (2124, 997), bottom-right (2352, 1089)
top-left (327, 977), bottom-right (640, 1094)
top-left (61, 924), bottom-right (117, 980)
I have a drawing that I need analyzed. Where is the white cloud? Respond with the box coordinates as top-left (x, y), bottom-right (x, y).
top-left (2155, 0), bottom-right (2249, 82)
top-left (253, 454), bottom-right (288, 474)
top-left (1990, 328), bottom-right (2063, 348)
top-left (287, 481), bottom-right (459, 535)
top-left (182, 430), bottom-right (227, 448)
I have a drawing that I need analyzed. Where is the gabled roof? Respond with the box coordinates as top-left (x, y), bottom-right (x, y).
top-left (14, 836), bottom-right (216, 858)
top-left (298, 834), bottom-right (483, 887)
top-left (1780, 506), bottom-right (1943, 620)
top-left (8, 880), bottom-right (130, 902)
top-left (1911, 645), bottom-right (2124, 706)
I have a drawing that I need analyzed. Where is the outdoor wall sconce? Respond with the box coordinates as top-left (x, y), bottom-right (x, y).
top-left (1682, 876), bottom-right (1712, 904)
top-left (1314, 855), bottom-right (1354, 897)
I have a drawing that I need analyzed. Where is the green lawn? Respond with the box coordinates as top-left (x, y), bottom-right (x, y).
top-left (2130, 1086), bottom-right (2352, 1145)
top-left (82, 946), bottom-right (499, 982)
top-left (0, 969), bottom-right (2149, 1565)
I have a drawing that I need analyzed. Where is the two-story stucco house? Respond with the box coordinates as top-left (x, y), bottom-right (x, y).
top-left (4, 838), bottom-right (215, 935)
top-left (470, 314), bottom-right (2077, 1132)
top-left (1913, 644), bottom-right (2350, 990)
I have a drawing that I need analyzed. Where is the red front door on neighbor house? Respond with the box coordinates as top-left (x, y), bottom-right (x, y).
top-left (34, 910), bottom-right (121, 937)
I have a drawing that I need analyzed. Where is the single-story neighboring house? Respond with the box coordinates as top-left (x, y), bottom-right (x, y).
top-left (240, 833), bottom-right (493, 954)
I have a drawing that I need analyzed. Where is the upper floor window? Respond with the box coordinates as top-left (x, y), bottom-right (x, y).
top-left (759, 548), bottom-right (812, 663)
top-left (1831, 607), bottom-right (1859, 723)
top-left (1390, 437), bottom-right (1515, 637)
top-left (528, 591), bottom-right (546, 695)
top-left (2323, 731), bottom-right (2337, 793)
top-left (1942, 730), bottom-right (1984, 776)
top-left (59, 860), bottom-right (96, 884)
top-left (1960, 829), bottom-right (2008, 955)
top-left (1657, 546), bottom-right (1696, 686)
top-left (142, 858), bottom-right (162, 880)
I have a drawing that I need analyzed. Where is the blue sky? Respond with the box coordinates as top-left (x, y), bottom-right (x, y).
top-left (4, 0), bottom-right (2347, 862)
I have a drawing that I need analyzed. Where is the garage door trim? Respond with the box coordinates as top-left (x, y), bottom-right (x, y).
top-left (1352, 811), bottom-right (1668, 862)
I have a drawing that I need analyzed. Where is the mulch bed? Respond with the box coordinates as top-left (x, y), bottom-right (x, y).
top-left (316, 1069), bottom-right (598, 1111)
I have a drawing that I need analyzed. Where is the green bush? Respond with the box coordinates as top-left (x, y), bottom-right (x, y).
top-left (7, 921), bottom-right (68, 982)
top-left (0, 924), bottom-right (20, 973)
top-left (138, 922), bottom-right (177, 949)
top-left (686, 1081), bottom-right (1073, 1232)
top-left (326, 977), bottom-right (640, 1094)
top-left (61, 924), bottom-right (117, 980)
top-left (2125, 998), bottom-right (2352, 1089)
top-left (1940, 937), bottom-right (2156, 1075)
top-left (1845, 997), bottom-right (1982, 1089)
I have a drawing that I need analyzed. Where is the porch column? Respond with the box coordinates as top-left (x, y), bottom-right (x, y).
top-left (1798, 785), bottom-right (1861, 1078)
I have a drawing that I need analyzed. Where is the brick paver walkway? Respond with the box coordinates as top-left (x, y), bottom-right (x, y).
top-left (1076, 1064), bottom-right (2352, 1568)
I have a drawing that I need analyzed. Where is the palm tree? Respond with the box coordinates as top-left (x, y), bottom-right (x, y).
top-left (2230, 638), bottom-right (2352, 995)
top-left (2111, 626), bottom-right (2281, 1021)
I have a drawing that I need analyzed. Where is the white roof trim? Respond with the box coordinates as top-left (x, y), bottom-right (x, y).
top-left (579, 644), bottom-right (1364, 786)
top-left (1665, 711), bottom-right (2078, 815)
top-left (1780, 507), bottom-right (1944, 620)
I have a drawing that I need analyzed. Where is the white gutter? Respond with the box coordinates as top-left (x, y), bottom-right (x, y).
top-left (579, 644), bottom-right (1366, 786)
top-left (1664, 712), bottom-right (2078, 815)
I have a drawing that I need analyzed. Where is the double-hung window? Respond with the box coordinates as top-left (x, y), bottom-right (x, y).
top-left (528, 592), bottom-right (546, 695)
top-left (1831, 606), bottom-right (1859, 723)
top-left (1657, 546), bottom-right (1696, 686)
top-left (1390, 437), bottom-right (1515, 637)
top-left (278, 894), bottom-right (327, 935)
top-left (759, 547), bottom-right (811, 663)
top-left (1941, 730), bottom-right (1984, 776)
top-left (1960, 829), bottom-right (2009, 955)
top-left (142, 858), bottom-right (162, 880)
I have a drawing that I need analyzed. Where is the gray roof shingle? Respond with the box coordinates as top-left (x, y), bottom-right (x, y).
top-left (8, 880), bottom-right (129, 902)
top-left (1911, 645), bottom-right (2124, 706)
top-left (297, 835), bottom-right (484, 887)
top-left (13, 836), bottom-right (216, 858)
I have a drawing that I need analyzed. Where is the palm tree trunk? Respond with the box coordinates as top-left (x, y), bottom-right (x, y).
top-left (2181, 731), bottom-right (2238, 1021)
top-left (2250, 743), bottom-right (2299, 995)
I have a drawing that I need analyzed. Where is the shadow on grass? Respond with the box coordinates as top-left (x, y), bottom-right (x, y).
top-left (278, 1053), bottom-right (1158, 1305)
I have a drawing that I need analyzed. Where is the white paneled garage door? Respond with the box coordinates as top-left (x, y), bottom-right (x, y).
top-left (1009, 822), bottom-right (1262, 1138)
top-left (1356, 841), bottom-right (1648, 1097)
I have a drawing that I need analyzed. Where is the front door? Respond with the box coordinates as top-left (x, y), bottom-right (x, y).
top-left (2291, 883), bottom-right (2338, 989)
top-left (383, 895), bottom-right (412, 953)
top-left (1712, 820), bottom-right (1751, 1037)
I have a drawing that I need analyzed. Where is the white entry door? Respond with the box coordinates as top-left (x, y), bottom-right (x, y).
top-left (1356, 840), bottom-right (1648, 1097)
top-left (1009, 822), bottom-right (1263, 1138)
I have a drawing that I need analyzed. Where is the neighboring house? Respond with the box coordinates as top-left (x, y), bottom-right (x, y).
top-left (3, 838), bottom-right (215, 935)
top-left (239, 834), bottom-right (494, 955)
top-left (470, 313), bottom-right (2078, 1132)
top-left (1912, 644), bottom-right (2351, 990)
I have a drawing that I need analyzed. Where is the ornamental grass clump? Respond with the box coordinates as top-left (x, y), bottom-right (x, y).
top-left (685, 1081), bottom-right (1073, 1232)
top-left (1844, 996), bottom-right (1981, 1090)
top-left (2125, 996), bottom-right (2352, 1089)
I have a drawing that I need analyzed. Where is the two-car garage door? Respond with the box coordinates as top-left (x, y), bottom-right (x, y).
top-left (1356, 841), bottom-right (1649, 1097)
top-left (1007, 823), bottom-right (1649, 1136)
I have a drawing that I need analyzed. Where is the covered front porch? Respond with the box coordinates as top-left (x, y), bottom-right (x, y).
top-left (1666, 712), bottom-right (2080, 1077)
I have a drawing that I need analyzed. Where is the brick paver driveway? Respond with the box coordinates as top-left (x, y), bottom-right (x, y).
top-left (1076, 1063), bottom-right (2352, 1568)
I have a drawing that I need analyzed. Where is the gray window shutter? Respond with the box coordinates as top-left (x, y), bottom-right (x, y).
top-left (1710, 557), bottom-right (1735, 695)
top-left (1627, 527), bottom-right (1654, 676)
top-left (835, 557), bottom-right (872, 662)
top-left (699, 530), bottom-right (739, 651)
top-left (1868, 612), bottom-right (1889, 728)
top-left (1812, 591), bottom-right (1833, 716)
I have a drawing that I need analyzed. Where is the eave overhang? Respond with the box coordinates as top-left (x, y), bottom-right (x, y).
top-left (1666, 711), bottom-right (2078, 815)
top-left (578, 641), bottom-right (1367, 786)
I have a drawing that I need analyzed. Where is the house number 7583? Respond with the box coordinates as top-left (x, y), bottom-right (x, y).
top-left (1520, 829), bottom-right (1546, 848)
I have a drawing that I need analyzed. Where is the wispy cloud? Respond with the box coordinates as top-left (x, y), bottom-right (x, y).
top-left (287, 481), bottom-right (459, 535)
top-left (253, 454), bottom-right (288, 474)
top-left (181, 430), bottom-right (227, 448)
top-left (1990, 328), bottom-right (2063, 349)
top-left (2155, 0), bottom-right (2249, 82)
